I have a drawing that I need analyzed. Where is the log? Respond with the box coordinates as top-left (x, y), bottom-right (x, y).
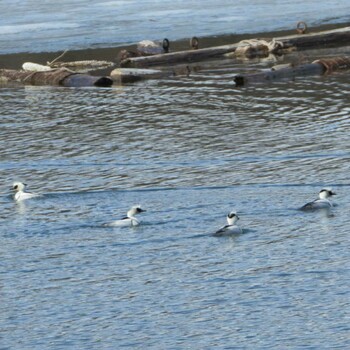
top-left (110, 66), bottom-right (192, 83)
top-left (234, 56), bottom-right (350, 86)
top-left (49, 60), bottom-right (115, 72)
top-left (120, 43), bottom-right (237, 68)
top-left (110, 68), bottom-right (168, 83)
top-left (0, 68), bottom-right (113, 87)
top-left (121, 26), bottom-right (350, 68)
top-left (44, 49), bottom-right (115, 72)
top-left (279, 26), bottom-right (350, 49)
top-left (63, 74), bottom-right (113, 87)
top-left (234, 63), bottom-right (324, 86)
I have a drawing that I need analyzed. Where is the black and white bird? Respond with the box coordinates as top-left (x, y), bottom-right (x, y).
top-left (12, 182), bottom-right (39, 202)
top-left (300, 188), bottom-right (336, 210)
top-left (214, 210), bottom-right (243, 236)
top-left (110, 205), bottom-right (146, 227)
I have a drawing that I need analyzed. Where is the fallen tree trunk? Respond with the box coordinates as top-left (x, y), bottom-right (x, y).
top-left (45, 50), bottom-right (115, 72)
top-left (234, 56), bottom-right (350, 86)
top-left (234, 63), bottom-right (324, 86)
top-left (120, 43), bottom-right (238, 68)
top-left (49, 60), bottom-right (115, 72)
top-left (121, 26), bottom-right (350, 68)
top-left (0, 68), bottom-right (113, 87)
top-left (279, 26), bottom-right (350, 49)
top-left (110, 66), bottom-right (192, 83)
top-left (110, 68), bottom-right (169, 83)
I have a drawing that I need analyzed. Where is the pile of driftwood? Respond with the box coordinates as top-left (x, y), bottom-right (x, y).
top-left (0, 24), bottom-right (349, 87)
top-left (0, 50), bottom-right (115, 87)
top-left (234, 57), bottom-right (350, 86)
top-left (0, 67), bottom-right (113, 87)
top-left (116, 24), bottom-right (350, 85)
top-left (119, 25), bottom-right (350, 68)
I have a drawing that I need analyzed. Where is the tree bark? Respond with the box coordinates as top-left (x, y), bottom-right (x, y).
top-left (0, 68), bottom-right (113, 87)
top-left (234, 56), bottom-right (350, 86)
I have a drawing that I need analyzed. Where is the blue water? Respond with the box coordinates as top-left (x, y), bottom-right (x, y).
top-left (1, 1), bottom-right (350, 348)
top-left (0, 0), bottom-right (350, 54)
top-left (1, 70), bottom-right (350, 348)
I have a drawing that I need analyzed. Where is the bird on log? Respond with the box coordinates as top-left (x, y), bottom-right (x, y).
top-left (119, 38), bottom-right (170, 62)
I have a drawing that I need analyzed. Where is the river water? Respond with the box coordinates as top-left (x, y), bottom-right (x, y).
top-left (1, 0), bottom-right (350, 54)
top-left (1, 1), bottom-right (350, 349)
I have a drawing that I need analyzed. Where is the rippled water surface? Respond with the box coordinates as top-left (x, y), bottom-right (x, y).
top-left (1, 0), bottom-right (350, 53)
top-left (1, 59), bottom-right (350, 347)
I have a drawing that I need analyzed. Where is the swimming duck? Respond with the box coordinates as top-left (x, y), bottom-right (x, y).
top-left (300, 188), bottom-right (336, 210)
top-left (12, 182), bottom-right (39, 201)
top-left (214, 210), bottom-right (243, 236)
top-left (110, 205), bottom-right (146, 227)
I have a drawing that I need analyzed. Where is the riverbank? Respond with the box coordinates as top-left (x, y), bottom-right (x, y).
top-left (1, 21), bottom-right (349, 71)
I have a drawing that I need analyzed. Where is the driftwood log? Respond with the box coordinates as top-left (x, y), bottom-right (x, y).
top-left (45, 50), bottom-right (115, 72)
top-left (120, 43), bottom-right (237, 68)
top-left (0, 68), bottom-right (113, 87)
top-left (110, 66), bottom-right (192, 83)
top-left (110, 68), bottom-right (168, 83)
top-left (49, 60), bottom-right (115, 72)
top-left (234, 56), bottom-right (350, 86)
top-left (121, 26), bottom-right (350, 68)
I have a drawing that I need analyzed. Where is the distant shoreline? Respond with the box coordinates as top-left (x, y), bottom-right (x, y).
top-left (0, 21), bottom-right (349, 70)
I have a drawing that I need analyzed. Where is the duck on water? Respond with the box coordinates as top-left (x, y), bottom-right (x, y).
top-left (300, 188), bottom-right (336, 210)
top-left (214, 210), bottom-right (243, 236)
top-left (12, 182), bottom-right (39, 202)
top-left (110, 205), bottom-right (146, 227)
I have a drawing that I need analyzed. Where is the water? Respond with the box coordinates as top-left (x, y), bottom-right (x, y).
top-left (1, 67), bottom-right (350, 348)
top-left (1, 1), bottom-right (350, 348)
top-left (0, 0), bottom-right (350, 54)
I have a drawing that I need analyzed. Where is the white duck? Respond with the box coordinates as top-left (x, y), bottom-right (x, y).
top-left (214, 210), bottom-right (243, 236)
top-left (300, 188), bottom-right (336, 210)
top-left (110, 205), bottom-right (146, 227)
top-left (13, 182), bottom-right (39, 202)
